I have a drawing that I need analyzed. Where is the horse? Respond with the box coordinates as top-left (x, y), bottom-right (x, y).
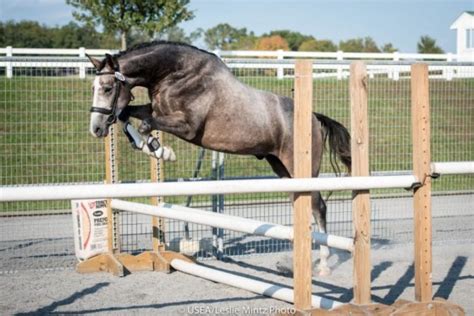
top-left (87, 41), bottom-right (351, 276)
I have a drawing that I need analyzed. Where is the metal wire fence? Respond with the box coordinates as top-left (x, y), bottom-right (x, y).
top-left (0, 57), bottom-right (472, 272)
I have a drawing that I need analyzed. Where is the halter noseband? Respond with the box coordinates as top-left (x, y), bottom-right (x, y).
top-left (90, 69), bottom-right (130, 125)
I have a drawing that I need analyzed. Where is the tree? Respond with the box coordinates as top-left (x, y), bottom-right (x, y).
top-left (381, 43), bottom-right (397, 53)
top-left (265, 30), bottom-right (312, 51)
top-left (339, 37), bottom-right (380, 52)
top-left (52, 22), bottom-right (103, 48)
top-left (255, 35), bottom-right (289, 51)
top-left (233, 33), bottom-right (258, 50)
top-left (417, 35), bottom-right (444, 54)
top-left (298, 38), bottom-right (337, 52)
top-left (0, 20), bottom-right (53, 48)
top-left (66, 0), bottom-right (194, 50)
top-left (339, 38), bottom-right (363, 52)
top-left (204, 23), bottom-right (249, 50)
top-left (0, 20), bottom-right (118, 48)
top-left (155, 26), bottom-right (202, 44)
top-left (362, 37), bottom-right (380, 52)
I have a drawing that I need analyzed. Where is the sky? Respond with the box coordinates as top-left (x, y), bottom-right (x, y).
top-left (0, 0), bottom-right (472, 52)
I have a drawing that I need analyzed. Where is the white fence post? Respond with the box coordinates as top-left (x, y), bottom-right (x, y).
top-left (277, 49), bottom-right (284, 79)
top-left (336, 50), bottom-right (343, 80)
top-left (446, 53), bottom-right (453, 81)
top-left (213, 49), bottom-right (221, 59)
top-left (79, 47), bottom-right (86, 79)
top-left (393, 51), bottom-right (400, 81)
top-left (6, 46), bottom-right (13, 78)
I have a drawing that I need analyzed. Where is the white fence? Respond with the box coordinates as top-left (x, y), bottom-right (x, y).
top-left (1, 46), bottom-right (473, 80)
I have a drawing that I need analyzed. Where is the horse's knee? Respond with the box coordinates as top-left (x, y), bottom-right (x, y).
top-left (138, 118), bottom-right (154, 134)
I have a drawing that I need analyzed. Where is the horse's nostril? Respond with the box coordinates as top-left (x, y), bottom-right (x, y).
top-left (94, 126), bottom-right (101, 135)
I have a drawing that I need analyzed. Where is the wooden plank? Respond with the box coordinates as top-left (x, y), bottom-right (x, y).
top-left (150, 130), bottom-right (166, 253)
top-left (293, 60), bottom-right (313, 310)
top-left (411, 63), bottom-right (432, 302)
top-left (116, 251), bottom-right (170, 272)
top-left (294, 299), bottom-right (465, 316)
top-left (76, 253), bottom-right (124, 277)
top-left (350, 61), bottom-right (372, 304)
top-left (116, 253), bottom-right (154, 272)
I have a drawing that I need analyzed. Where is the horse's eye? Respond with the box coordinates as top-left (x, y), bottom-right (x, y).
top-left (103, 86), bottom-right (113, 93)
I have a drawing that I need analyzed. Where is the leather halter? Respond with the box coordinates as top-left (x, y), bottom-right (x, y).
top-left (89, 68), bottom-right (130, 125)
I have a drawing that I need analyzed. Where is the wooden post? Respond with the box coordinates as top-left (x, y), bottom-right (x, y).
top-left (350, 61), bottom-right (372, 304)
top-left (151, 131), bottom-right (166, 253)
top-left (76, 125), bottom-right (125, 276)
top-left (411, 63), bottom-right (432, 302)
top-left (293, 60), bottom-right (313, 310)
top-left (105, 125), bottom-right (120, 253)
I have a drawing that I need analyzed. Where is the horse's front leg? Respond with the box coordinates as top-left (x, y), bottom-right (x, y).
top-left (138, 111), bottom-right (197, 141)
top-left (119, 103), bottom-right (153, 121)
top-left (312, 191), bottom-right (331, 276)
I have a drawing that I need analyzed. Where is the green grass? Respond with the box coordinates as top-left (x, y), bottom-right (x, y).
top-left (1, 75), bottom-right (473, 212)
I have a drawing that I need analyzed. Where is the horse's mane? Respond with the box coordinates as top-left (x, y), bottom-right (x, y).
top-left (114, 40), bottom-right (217, 59)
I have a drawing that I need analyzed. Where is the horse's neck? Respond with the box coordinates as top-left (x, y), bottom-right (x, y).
top-left (120, 49), bottom-right (178, 88)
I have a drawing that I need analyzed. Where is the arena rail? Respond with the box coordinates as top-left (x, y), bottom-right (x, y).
top-left (169, 258), bottom-right (342, 310)
top-left (0, 175), bottom-right (417, 202)
top-left (431, 162), bottom-right (474, 175)
top-left (110, 199), bottom-right (354, 252)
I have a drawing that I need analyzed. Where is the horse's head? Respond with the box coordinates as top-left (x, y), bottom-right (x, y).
top-left (87, 54), bottom-right (134, 138)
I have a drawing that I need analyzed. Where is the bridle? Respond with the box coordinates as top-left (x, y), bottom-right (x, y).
top-left (89, 66), bottom-right (134, 125)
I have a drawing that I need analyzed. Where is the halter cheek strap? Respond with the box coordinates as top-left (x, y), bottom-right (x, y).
top-left (90, 70), bottom-right (131, 124)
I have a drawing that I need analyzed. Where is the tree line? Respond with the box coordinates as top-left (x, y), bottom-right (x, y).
top-left (0, 20), bottom-right (445, 54)
top-left (0, 0), bottom-right (444, 54)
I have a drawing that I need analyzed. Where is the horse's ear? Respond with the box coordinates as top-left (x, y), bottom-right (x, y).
top-left (86, 54), bottom-right (103, 70)
top-left (105, 53), bottom-right (118, 70)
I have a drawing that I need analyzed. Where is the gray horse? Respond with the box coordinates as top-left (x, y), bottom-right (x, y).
top-left (87, 41), bottom-right (351, 276)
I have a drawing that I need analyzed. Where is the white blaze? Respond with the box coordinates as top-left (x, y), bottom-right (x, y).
top-left (90, 77), bottom-right (109, 136)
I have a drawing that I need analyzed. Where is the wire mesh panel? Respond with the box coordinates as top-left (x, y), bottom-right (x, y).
top-left (430, 66), bottom-right (474, 193)
top-left (0, 59), bottom-right (103, 271)
top-left (1, 57), bottom-right (473, 272)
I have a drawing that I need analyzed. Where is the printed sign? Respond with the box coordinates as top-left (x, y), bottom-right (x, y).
top-left (71, 199), bottom-right (109, 261)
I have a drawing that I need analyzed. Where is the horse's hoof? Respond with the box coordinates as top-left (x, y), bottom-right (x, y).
top-left (317, 266), bottom-right (332, 277)
top-left (167, 147), bottom-right (176, 161)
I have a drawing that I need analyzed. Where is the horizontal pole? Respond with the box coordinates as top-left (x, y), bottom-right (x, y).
top-left (170, 259), bottom-right (342, 310)
top-left (431, 162), bottom-right (474, 175)
top-left (0, 175), bottom-right (417, 202)
top-left (111, 199), bottom-right (354, 252)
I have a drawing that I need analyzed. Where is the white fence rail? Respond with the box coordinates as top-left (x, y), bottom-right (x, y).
top-left (0, 175), bottom-right (418, 202)
top-left (1, 46), bottom-right (473, 80)
top-left (111, 199), bottom-right (355, 251)
top-left (0, 46), bottom-right (464, 61)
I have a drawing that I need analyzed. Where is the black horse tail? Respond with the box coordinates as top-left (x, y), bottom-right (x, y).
top-left (314, 113), bottom-right (352, 175)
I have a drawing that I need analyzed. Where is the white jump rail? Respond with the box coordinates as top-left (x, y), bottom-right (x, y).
top-left (0, 175), bottom-right (417, 202)
top-left (111, 199), bottom-right (354, 252)
top-left (170, 258), bottom-right (342, 310)
top-left (431, 162), bottom-right (474, 175)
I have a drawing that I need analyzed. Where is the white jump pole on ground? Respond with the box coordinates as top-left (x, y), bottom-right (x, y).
top-left (0, 175), bottom-right (417, 202)
top-left (431, 162), bottom-right (474, 175)
top-left (110, 199), bottom-right (354, 252)
top-left (170, 258), bottom-right (342, 310)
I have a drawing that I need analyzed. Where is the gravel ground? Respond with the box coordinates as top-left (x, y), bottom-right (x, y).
top-left (1, 235), bottom-right (472, 315)
top-left (1, 195), bottom-right (472, 315)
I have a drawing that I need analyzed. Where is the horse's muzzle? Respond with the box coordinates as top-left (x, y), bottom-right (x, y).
top-left (91, 124), bottom-right (109, 138)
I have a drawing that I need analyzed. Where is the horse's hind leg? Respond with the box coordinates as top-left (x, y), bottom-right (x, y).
top-left (313, 191), bottom-right (331, 276)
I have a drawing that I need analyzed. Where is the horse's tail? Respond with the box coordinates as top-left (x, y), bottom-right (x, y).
top-left (314, 113), bottom-right (351, 175)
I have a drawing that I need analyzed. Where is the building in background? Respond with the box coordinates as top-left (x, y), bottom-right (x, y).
top-left (450, 11), bottom-right (474, 61)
